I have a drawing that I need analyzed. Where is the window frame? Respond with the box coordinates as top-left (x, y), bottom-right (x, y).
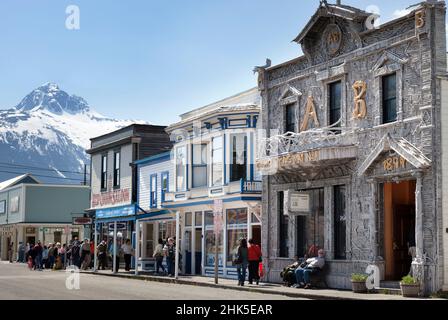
top-left (150, 173), bottom-right (158, 208)
top-left (161, 171), bottom-right (169, 203)
top-left (113, 150), bottom-right (121, 189)
top-left (284, 104), bottom-right (296, 134)
top-left (175, 146), bottom-right (187, 192)
top-left (0, 200), bottom-right (6, 215)
top-left (229, 133), bottom-right (247, 183)
top-left (333, 185), bottom-right (347, 260)
top-left (100, 153), bottom-right (108, 191)
top-left (192, 143), bottom-right (208, 188)
top-left (329, 81), bottom-right (342, 127)
top-left (381, 73), bottom-right (397, 124)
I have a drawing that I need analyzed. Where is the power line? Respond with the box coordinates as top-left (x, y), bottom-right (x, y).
top-left (0, 169), bottom-right (87, 182)
top-left (0, 162), bottom-right (88, 175)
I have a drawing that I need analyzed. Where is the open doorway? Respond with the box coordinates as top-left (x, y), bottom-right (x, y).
top-left (383, 180), bottom-right (416, 281)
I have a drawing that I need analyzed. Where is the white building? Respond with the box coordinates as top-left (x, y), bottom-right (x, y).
top-left (134, 152), bottom-right (175, 271)
top-left (163, 88), bottom-right (262, 279)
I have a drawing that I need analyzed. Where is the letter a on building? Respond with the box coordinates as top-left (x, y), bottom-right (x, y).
top-left (300, 96), bottom-right (319, 132)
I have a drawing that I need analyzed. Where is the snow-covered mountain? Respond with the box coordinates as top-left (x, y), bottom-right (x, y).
top-left (0, 83), bottom-right (147, 184)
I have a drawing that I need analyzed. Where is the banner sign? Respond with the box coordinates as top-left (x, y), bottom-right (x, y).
top-left (96, 204), bottom-right (136, 219)
top-left (72, 217), bottom-right (93, 225)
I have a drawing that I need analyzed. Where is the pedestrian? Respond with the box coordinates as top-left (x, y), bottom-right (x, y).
top-left (17, 242), bottom-right (25, 263)
top-left (42, 245), bottom-right (49, 269)
top-left (80, 239), bottom-right (91, 269)
top-left (34, 241), bottom-right (43, 271)
top-left (59, 243), bottom-right (66, 267)
top-left (109, 239), bottom-right (122, 273)
top-left (28, 244), bottom-right (36, 270)
top-left (153, 238), bottom-right (166, 274)
top-left (8, 242), bottom-right (13, 263)
top-left (163, 238), bottom-right (175, 277)
top-left (48, 243), bottom-right (56, 269)
top-left (25, 242), bottom-right (30, 262)
top-left (70, 239), bottom-right (81, 268)
top-left (234, 238), bottom-right (248, 286)
top-left (121, 239), bottom-right (134, 272)
top-left (248, 238), bottom-right (262, 285)
top-left (97, 240), bottom-right (108, 270)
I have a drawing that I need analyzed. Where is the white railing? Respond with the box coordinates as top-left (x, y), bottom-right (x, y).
top-left (258, 120), bottom-right (356, 158)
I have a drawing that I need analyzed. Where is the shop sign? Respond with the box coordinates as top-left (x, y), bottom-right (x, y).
top-left (26, 227), bottom-right (36, 234)
top-left (287, 191), bottom-right (310, 215)
top-left (91, 188), bottom-right (130, 207)
top-left (96, 204), bottom-right (136, 219)
top-left (72, 217), bottom-right (93, 225)
top-left (108, 222), bottom-right (127, 230)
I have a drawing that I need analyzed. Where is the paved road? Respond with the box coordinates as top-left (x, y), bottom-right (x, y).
top-left (0, 262), bottom-right (303, 300)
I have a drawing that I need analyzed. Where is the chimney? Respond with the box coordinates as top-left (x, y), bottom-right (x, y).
top-left (336, 0), bottom-right (341, 5)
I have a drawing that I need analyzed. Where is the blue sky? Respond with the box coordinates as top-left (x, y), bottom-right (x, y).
top-left (0, 0), bottom-right (423, 125)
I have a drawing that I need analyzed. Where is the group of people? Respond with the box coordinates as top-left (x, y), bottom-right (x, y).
top-left (14, 237), bottom-right (96, 271)
top-left (96, 238), bottom-right (134, 272)
top-left (152, 237), bottom-right (177, 276)
top-left (280, 248), bottom-right (326, 289)
top-left (233, 238), bottom-right (263, 286)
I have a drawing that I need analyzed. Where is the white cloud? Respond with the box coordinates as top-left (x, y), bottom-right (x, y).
top-left (392, 8), bottom-right (412, 19)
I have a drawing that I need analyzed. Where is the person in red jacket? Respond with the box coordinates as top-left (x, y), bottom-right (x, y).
top-left (247, 238), bottom-right (262, 285)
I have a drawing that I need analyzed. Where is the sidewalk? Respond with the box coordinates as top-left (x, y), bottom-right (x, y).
top-left (85, 269), bottom-right (426, 300)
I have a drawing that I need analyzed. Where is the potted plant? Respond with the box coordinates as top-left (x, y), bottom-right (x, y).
top-left (400, 275), bottom-right (420, 298)
top-left (351, 273), bottom-right (368, 293)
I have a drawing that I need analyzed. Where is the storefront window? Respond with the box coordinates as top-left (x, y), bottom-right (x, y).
top-left (295, 188), bottom-right (325, 258)
top-left (205, 211), bottom-right (214, 226)
top-left (205, 230), bottom-right (223, 267)
top-left (145, 223), bottom-right (154, 258)
top-left (195, 212), bottom-right (202, 226)
top-left (159, 221), bottom-right (176, 241)
top-left (226, 208), bottom-right (248, 267)
top-left (185, 212), bottom-right (192, 227)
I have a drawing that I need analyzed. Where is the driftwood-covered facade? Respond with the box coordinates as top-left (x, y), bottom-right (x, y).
top-left (256, 1), bottom-right (448, 294)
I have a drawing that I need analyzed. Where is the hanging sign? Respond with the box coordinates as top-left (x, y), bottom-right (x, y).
top-left (285, 190), bottom-right (310, 215)
top-left (72, 217), bottom-right (93, 225)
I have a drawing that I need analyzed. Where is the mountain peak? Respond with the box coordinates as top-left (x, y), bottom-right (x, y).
top-left (15, 83), bottom-right (90, 115)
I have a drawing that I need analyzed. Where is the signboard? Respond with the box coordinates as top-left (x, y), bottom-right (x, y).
top-left (213, 199), bottom-right (223, 235)
top-left (285, 190), bottom-right (310, 216)
top-left (0, 200), bottom-right (5, 214)
top-left (72, 217), bottom-right (93, 225)
top-left (108, 222), bottom-right (127, 231)
top-left (91, 188), bottom-right (130, 207)
top-left (96, 204), bottom-right (136, 219)
top-left (10, 196), bottom-right (19, 213)
top-left (26, 227), bottom-right (36, 234)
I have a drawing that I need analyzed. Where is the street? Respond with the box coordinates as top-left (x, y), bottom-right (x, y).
top-left (0, 262), bottom-right (303, 300)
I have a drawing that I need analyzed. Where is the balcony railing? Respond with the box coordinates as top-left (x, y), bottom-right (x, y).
top-left (240, 179), bottom-right (262, 194)
top-left (258, 120), bottom-right (356, 158)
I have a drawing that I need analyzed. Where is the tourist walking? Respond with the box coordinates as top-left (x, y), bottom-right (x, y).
top-left (42, 245), bottom-right (49, 269)
top-left (80, 239), bottom-right (91, 269)
top-left (97, 240), bottom-right (108, 270)
top-left (234, 238), bottom-right (248, 286)
top-left (153, 238), bottom-right (166, 274)
top-left (164, 238), bottom-right (175, 277)
top-left (121, 239), bottom-right (134, 272)
top-left (34, 241), bottom-right (43, 271)
top-left (17, 242), bottom-right (25, 263)
top-left (248, 238), bottom-right (262, 285)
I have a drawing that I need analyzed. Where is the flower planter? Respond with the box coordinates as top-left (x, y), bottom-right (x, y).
top-left (351, 280), bottom-right (367, 293)
top-left (400, 283), bottom-right (420, 298)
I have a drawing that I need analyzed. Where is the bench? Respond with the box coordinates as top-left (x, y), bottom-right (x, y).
top-left (309, 266), bottom-right (328, 289)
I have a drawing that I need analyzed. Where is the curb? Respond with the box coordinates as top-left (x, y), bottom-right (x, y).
top-left (86, 271), bottom-right (359, 300)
